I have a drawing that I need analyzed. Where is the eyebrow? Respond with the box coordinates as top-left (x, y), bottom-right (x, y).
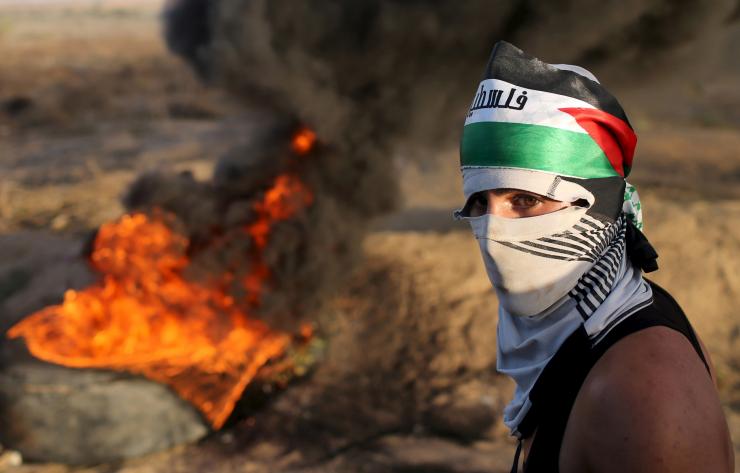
top-left (491, 189), bottom-right (547, 198)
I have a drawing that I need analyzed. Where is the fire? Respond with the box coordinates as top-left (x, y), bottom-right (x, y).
top-left (7, 172), bottom-right (314, 429)
top-left (291, 127), bottom-right (317, 155)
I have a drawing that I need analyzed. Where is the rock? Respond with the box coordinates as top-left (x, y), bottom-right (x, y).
top-left (0, 449), bottom-right (22, 468)
top-left (49, 214), bottom-right (70, 231)
top-left (0, 344), bottom-right (209, 465)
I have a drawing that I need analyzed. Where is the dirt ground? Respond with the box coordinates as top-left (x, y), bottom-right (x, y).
top-left (0, 1), bottom-right (738, 472)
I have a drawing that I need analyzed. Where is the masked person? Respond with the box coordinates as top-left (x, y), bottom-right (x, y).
top-left (455, 42), bottom-right (734, 473)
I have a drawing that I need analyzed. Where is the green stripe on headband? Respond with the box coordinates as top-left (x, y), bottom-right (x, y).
top-left (460, 122), bottom-right (619, 179)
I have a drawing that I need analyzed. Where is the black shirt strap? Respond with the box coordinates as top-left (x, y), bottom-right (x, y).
top-left (510, 438), bottom-right (523, 473)
top-left (516, 279), bottom-right (709, 472)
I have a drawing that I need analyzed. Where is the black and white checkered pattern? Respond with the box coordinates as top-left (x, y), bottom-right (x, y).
top-left (568, 215), bottom-right (627, 320)
top-left (496, 215), bottom-right (616, 263)
top-left (492, 214), bottom-right (627, 320)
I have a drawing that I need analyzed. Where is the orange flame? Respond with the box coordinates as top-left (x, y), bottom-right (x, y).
top-left (7, 173), bottom-right (314, 429)
top-left (291, 127), bottom-right (317, 155)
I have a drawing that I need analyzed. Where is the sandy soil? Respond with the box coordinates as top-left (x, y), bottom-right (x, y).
top-left (0, 2), bottom-right (738, 472)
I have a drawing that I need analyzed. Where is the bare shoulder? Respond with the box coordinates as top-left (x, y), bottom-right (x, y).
top-left (560, 326), bottom-right (734, 473)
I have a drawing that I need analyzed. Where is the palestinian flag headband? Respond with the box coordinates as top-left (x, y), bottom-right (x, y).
top-left (460, 41), bottom-right (643, 229)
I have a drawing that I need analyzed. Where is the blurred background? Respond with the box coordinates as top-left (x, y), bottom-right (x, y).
top-left (0, 0), bottom-right (738, 471)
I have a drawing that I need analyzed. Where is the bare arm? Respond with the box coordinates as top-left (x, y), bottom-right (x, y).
top-left (560, 326), bottom-right (734, 473)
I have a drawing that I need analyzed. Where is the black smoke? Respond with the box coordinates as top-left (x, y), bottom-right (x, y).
top-left (164, 0), bottom-right (736, 148)
top-left (151, 0), bottom-right (736, 330)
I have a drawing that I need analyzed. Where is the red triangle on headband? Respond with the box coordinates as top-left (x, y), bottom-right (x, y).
top-left (559, 108), bottom-right (637, 178)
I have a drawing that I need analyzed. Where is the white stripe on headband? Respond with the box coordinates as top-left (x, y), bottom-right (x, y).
top-left (459, 167), bottom-right (595, 204)
top-left (551, 64), bottom-right (600, 83)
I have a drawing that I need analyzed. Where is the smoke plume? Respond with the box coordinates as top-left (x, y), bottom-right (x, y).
top-left (152, 0), bottom-right (736, 330)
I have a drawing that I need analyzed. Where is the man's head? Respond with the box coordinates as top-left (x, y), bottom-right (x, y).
top-left (457, 41), bottom-right (641, 227)
top-left (456, 41), bottom-right (645, 317)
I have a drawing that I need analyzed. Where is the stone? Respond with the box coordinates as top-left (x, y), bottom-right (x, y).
top-left (0, 344), bottom-right (209, 465)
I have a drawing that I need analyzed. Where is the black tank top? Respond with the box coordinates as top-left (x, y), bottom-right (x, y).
top-left (510, 280), bottom-right (710, 473)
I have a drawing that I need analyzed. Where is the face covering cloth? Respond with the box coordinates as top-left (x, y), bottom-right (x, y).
top-left (456, 41), bottom-right (657, 436)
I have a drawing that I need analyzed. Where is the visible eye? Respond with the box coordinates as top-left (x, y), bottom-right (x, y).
top-left (468, 192), bottom-right (488, 217)
top-left (511, 193), bottom-right (541, 208)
